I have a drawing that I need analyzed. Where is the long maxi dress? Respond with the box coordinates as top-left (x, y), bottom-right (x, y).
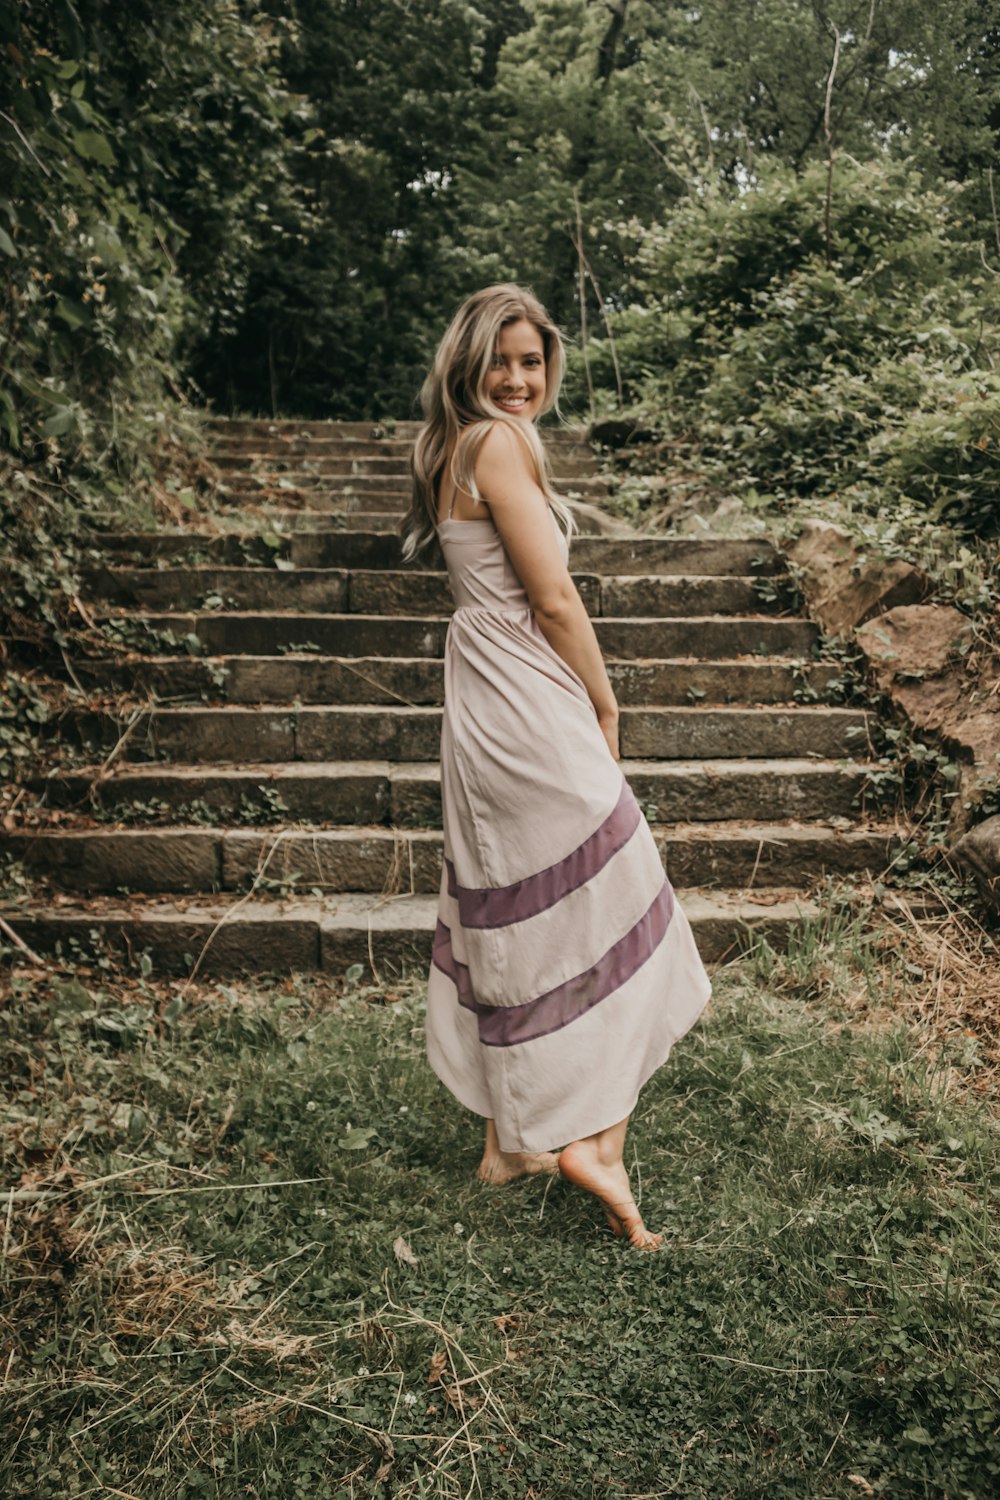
top-left (425, 483), bottom-right (712, 1154)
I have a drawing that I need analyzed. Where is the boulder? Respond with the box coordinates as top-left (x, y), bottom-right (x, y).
top-left (950, 814), bottom-right (1000, 912)
top-left (856, 604), bottom-right (1000, 830)
top-left (788, 520), bottom-right (929, 636)
top-left (856, 604), bottom-right (975, 711)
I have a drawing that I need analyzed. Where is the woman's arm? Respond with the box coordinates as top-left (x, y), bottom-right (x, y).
top-left (474, 422), bottom-right (620, 760)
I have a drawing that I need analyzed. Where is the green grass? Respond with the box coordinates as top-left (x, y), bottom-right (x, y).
top-left (2, 905), bottom-right (998, 1499)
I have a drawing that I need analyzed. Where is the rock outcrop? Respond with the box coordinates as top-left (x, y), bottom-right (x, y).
top-left (789, 521), bottom-right (999, 887)
top-left (856, 604), bottom-right (1000, 829)
top-left (950, 814), bottom-right (1000, 912)
top-left (787, 520), bottom-right (929, 636)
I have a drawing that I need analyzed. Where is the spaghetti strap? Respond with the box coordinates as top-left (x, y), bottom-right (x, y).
top-left (446, 475), bottom-right (459, 519)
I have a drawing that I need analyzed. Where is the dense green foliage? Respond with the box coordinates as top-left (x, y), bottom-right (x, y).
top-left (0, 0), bottom-right (295, 454)
top-left (186, 0), bottom-right (534, 416)
top-left (5, 0), bottom-right (999, 436)
top-left (599, 155), bottom-right (1000, 535)
top-left (190, 0), bottom-right (1000, 424)
top-left (0, 0), bottom-right (298, 663)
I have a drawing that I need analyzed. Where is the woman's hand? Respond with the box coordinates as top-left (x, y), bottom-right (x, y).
top-left (598, 709), bottom-right (620, 762)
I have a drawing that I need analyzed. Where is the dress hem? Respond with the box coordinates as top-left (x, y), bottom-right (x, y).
top-left (427, 975), bottom-right (712, 1155)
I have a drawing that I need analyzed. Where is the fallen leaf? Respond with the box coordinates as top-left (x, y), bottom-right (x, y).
top-left (392, 1234), bottom-right (418, 1269)
top-left (442, 1382), bottom-right (480, 1414)
top-left (428, 1350), bottom-right (447, 1384)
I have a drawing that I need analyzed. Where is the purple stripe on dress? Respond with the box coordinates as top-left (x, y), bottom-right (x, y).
top-left (431, 919), bottom-right (477, 1018)
top-left (444, 780), bottom-right (641, 929)
top-left (431, 878), bottom-right (675, 1047)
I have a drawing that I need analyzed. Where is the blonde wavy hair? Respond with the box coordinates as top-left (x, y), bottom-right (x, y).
top-left (400, 284), bottom-right (576, 560)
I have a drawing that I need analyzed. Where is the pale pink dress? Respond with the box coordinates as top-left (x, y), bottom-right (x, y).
top-left (425, 490), bottom-right (712, 1153)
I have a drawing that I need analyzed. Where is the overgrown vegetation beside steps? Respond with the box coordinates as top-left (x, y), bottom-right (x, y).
top-left (2, 888), bottom-right (998, 1498)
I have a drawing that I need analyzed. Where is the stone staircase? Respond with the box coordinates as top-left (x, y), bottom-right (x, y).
top-left (1, 418), bottom-right (898, 977)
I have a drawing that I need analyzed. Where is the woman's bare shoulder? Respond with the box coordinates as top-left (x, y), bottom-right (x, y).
top-left (471, 418), bottom-right (533, 478)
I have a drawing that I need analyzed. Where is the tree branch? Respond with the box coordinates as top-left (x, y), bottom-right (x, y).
top-left (563, 227), bottom-right (625, 408)
top-left (822, 20), bottom-right (842, 268)
top-left (0, 915), bottom-right (45, 967)
top-left (597, 1), bottom-right (628, 83)
top-left (636, 127), bottom-right (695, 194)
top-left (0, 109), bottom-right (51, 178)
top-left (688, 83), bottom-right (715, 175)
top-left (571, 188), bottom-right (595, 419)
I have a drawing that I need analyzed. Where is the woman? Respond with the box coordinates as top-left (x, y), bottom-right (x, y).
top-left (401, 284), bottom-right (711, 1249)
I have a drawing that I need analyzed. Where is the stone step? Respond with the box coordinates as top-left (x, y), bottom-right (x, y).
top-left (87, 566), bottom-right (793, 617)
top-left (94, 531), bottom-right (786, 576)
top-left (272, 508), bottom-right (621, 535)
top-left (0, 888), bottom-right (821, 972)
top-left (74, 654), bottom-right (842, 708)
top-left (97, 506), bottom-right (605, 544)
top-left (34, 758), bottom-right (870, 825)
top-left (212, 477), bottom-right (611, 501)
top-left (214, 483), bottom-right (415, 506)
top-left (207, 418), bottom-right (425, 438)
top-left (60, 704), bottom-right (869, 765)
top-left (291, 533), bottom-right (787, 575)
top-left (211, 453), bottom-right (601, 478)
top-left (280, 511), bottom-right (401, 532)
top-left (213, 485), bottom-right (610, 510)
top-left (205, 418), bottom-right (589, 441)
top-left (3, 821), bottom-right (897, 897)
top-left (104, 611), bottom-right (819, 658)
top-left (92, 532), bottom-right (297, 566)
top-left (208, 436), bottom-right (595, 461)
top-left (89, 566), bottom-right (601, 616)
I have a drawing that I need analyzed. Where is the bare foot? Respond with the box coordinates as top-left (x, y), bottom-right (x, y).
top-left (477, 1120), bottom-right (559, 1185)
top-left (559, 1138), bottom-right (663, 1251)
top-left (477, 1148), bottom-right (560, 1185)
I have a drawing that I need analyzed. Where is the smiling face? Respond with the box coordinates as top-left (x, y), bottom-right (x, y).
top-left (485, 318), bottom-right (547, 421)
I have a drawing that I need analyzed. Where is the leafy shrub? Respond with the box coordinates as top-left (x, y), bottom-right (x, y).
top-left (0, 2), bottom-right (301, 671)
top-left (601, 156), bottom-right (1000, 535)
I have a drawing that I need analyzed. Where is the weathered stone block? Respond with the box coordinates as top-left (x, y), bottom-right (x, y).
top-left (389, 767), bottom-right (442, 826)
top-left (857, 604), bottom-right (1000, 830)
top-left (788, 520), bottom-right (929, 636)
top-left (602, 575), bottom-right (776, 617)
top-left (622, 707), bottom-right (866, 761)
top-left (596, 617), bottom-right (817, 659)
top-left (221, 829), bottom-right (442, 893)
top-left (226, 655), bottom-right (443, 706)
top-left (3, 829), bottom-right (220, 893)
top-left (295, 707), bottom-right (441, 762)
top-left (950, 814), bottom-right (1000, 911)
